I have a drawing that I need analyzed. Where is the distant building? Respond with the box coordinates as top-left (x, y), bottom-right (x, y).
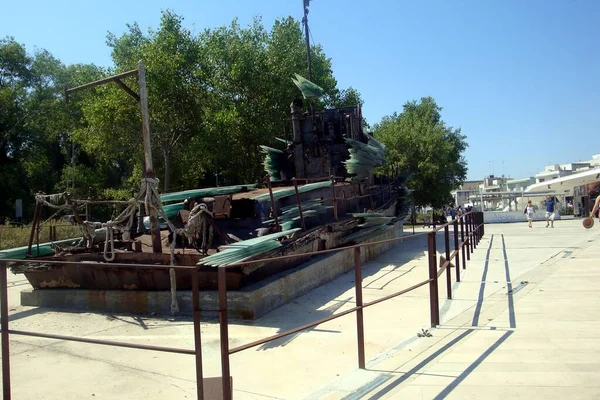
top-left (535, 154), bottom-right (600, 183)
top-left (479, 175), bottom-right (509, 193)
top-left (506, 177), bottom-right (535, 192)
top-left (452, 180), bottom-right (482, 207)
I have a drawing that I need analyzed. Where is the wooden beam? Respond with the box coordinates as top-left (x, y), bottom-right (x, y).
top-left (113, 78), bottom-right (140, 102)
top-left (65, 69), bottom-right (137, 101)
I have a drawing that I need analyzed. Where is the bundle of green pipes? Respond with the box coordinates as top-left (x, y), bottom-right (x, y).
top-left (350, 212), bottom-right (396, 227)
top-left (260, 146), bottom-right (285, 181)
top-left (260, 138), bottom-right (293, 181)
top-left (197, 228), bottom-right (301, 267)
top-left (342, 212), bottom-right (395, 244)
top-left (262, 200), bottom-right (333, 230)
top-left (251, 180), bottom-right (332, 202)
top-left (342, 225), bottom-right (389, 243)
top-left (395, 186), bottom-right (410, 219)
top-left (160, 184), bottom-right (257, 203)
top-left (0, 230), bottom-right (104, 260)
top-left (343, 134), bottom-right (386, 180)
top-left (163, 202), bottom-right (185, 219)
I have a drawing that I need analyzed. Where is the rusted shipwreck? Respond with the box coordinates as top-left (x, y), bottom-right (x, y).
top-left (3, 65), bottom-right (408, 313)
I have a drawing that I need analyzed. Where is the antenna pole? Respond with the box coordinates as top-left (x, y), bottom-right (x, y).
top-left (302, 0), bottom-right (313, 81)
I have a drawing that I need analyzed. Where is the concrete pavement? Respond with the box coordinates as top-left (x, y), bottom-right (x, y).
top-left (1, 218), bottom-right (599, 399)
top-left (306, 219), bottom-right (600, 399)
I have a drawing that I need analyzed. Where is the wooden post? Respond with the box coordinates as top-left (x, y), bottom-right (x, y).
top-left (292, 178), bottom-right (306, 231)
top-left (26, 201), bottom-right (41, 256)
top-left (331, 176), bottom-right (338, 222)
top-left (265, 175), bottom-right (280, 232)
top-left (138, 60), bottom-right (162, 254)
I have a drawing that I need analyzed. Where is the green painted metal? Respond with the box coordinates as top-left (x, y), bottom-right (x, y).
top-left (291, 74), bottom-right (324, 99)
top-left (0, 237), bottom-right (82, 260)
top-left (160, 184), bottom-right (257, 203)
top-left (197, 228), bottom-right (301, 267)
top-left (343, 134), bottom-right (386, 180)
top-left (252, 181), bottom-right (331, 201)
top-left (163, 202), bottom-right (185, 219)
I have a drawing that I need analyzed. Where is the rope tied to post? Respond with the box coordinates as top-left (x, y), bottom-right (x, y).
top-left (32, 178), bottom-right (222, 316)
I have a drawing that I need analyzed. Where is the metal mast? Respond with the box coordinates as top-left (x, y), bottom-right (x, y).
top-left (302, 0), bottom-right (313, 81)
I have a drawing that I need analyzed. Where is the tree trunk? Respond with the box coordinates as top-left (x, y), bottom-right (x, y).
top-left (164, 150), bottom-right (171, 192)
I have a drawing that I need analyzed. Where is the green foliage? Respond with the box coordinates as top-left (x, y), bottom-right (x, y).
top-left (0, 222), bottom-right (82, 251)
top-left (375, 97), bottom-right (468, 208)
top-left (0, 10), bottom-right (366, 223)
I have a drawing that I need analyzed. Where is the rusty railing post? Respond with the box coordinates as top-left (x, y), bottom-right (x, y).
top-left (479, 212), bottom-right (484, 241)
top-left (1, 261), bottom-right (11, 400)
top-left (444, 225), bottom-right (452, 300)
top-left (292, 178), bottom-right (306, 231)
top-left (460, 216), bottom-right (467, 268)
top-left (354, 247), bottom-right (366, 369)
top-left (469, 213), bottom-right (477, 254)
top-left (427, 232), bottom-right (440, 327)
top-left (264, 174), bottom-right (280, 232)
top-left (481, 212), bottom-right (485, 237)
top-left (192, 267), bottom-right (204, 400)
top-left (453, 219), bottom-right (460, 282)
top-left (331, 175), bottom-right (338, 222)
top-left (472, 213), bottom-right (478, 249)
top-left (465, 215), bottom-right (471, 261)
top-left (218, 267), bottom-right (232, 400)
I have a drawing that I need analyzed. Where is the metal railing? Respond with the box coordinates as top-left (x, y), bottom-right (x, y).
top-left (0, 261), bottom-right (205, 400)
top-left (0, 211), bottom-right (484, 399)
top-left (212, 211), bottom-right (484, 399)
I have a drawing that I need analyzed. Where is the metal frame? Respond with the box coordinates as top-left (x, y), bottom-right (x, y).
top-left (0, 212), bottom-right (485, 400)
top-left (64, 61), bottom-right (162, 253)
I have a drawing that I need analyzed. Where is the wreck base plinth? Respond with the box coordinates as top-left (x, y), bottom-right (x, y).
top-left (21, 222), bottom-right (403, 319)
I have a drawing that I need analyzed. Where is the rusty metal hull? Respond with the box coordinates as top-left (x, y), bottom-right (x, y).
top-left (17, 253), bottom-right (244, 291)
top-left (15, 199), bottom-right (398, 292)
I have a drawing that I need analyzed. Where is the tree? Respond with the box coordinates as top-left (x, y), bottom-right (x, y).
top-left (375, 97), bottom-right (468, 208)
top-left (104, 11), bottom-right (205, 191)
top-left (1, 10), bottom-right (367, 222)
top-left (0, 36), bottom-right (110, 218)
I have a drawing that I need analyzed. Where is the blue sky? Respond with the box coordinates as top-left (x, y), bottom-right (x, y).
top-left (3, 0), bottom-right (599, 180)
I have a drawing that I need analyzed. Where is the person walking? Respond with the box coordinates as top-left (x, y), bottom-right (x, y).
top-left (449, 205), bottom-right (456, 220)
top-left (590, 196), bottom-right (600, 220)
top-left (542, 195), bottom-right (558, 228)
top-left (524, 200), bottom-right (535, 228)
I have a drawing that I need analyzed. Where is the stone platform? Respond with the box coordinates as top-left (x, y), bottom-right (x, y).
top-left (21, 222), bottom-right (404, 319)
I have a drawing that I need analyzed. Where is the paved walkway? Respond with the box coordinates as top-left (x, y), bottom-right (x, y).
top-left (1, 219), bottom-right (599, 399)
top-left (306, 219), bottom-right (600, 399)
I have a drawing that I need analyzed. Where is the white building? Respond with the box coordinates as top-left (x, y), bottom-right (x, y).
top-left (534, 154), bottom-right (600, 183)
top-left (506, 177), bottom-right (535, 192)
